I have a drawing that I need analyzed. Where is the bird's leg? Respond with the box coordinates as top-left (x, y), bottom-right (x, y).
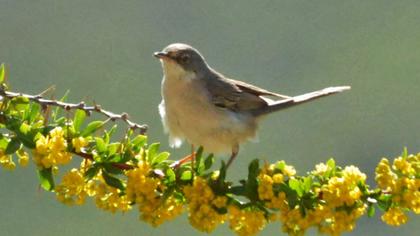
top-left (226, 144), bottom-right (239, 168)
top-left (191, 144), bottom-right (195, 174)
top-left (170, 144), bottom-right (196, 168)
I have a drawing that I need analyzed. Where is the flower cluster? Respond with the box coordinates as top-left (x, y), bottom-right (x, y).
top-left (94, 179), bottom-right (131, 213)
top-left (55, 168), bottom-right (94, 205)
top-left (33, 127), bottom-right (72, 168)
top-left (55, 162), bottom-right (131, 213)
top-left (183, 177), bottom-right (227, 233)
top-left (375, 152), bottom-right (420, 226)
top-left (0, 148), bottom-right (29, 170)
top-left (126, 161), bottom-right (183, 226)
top-left (228, 205), bottom-right (267, 236)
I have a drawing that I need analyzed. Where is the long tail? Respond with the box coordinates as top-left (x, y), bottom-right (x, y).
top-left (250, 86), bottom-right (351, 116)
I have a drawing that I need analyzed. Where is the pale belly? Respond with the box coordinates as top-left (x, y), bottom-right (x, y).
top-left (159, 77), bottom-right (257, 154)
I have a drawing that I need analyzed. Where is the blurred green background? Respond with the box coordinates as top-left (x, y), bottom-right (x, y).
top-left (1, 0), bottom-right (419, 235)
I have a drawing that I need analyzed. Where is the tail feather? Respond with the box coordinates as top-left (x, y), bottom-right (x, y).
top-left (250, 86), bottom-right (351, 116)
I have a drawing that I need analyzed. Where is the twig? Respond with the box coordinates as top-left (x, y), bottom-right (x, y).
top-left (0, 87), bottom-right (148, 134)
top-left (72, 150), bottom-right (135, 170)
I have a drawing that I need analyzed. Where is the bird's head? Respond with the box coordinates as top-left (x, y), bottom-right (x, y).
top-left (154, 43), bottom-right (208, 79)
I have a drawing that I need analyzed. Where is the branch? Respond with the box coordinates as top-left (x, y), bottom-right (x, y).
top-left (0, 86), bottom-right (148, 134)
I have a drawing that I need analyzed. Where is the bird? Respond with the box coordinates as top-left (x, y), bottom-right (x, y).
top-left (154, 43), bottom-right (350, 167)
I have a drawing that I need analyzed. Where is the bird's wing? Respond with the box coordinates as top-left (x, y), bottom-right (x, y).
top-left (205, 72), bottom-right (289, 111)
top-left (227, 78), bottom-right (291, 99)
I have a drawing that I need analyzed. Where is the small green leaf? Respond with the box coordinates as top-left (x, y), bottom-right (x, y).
top-left (289, 178), bottom-right (303, 197)
top-left (147, 143), bottom-right (160, 162)
top-left (0, 136), bottom-right (8, 149)
top-left (12, 96), bottom-right (30, 112)
top-left (102, 170), bottom-right (125, 190)
top-left (0, 63), bottom-right (5, 83)
top-left (132, 135), bottom-right (147, 147)
top-left (81, 121), bottom-right (104, 137)
top-left (85, 166), bottom-right (100, 180)
top-left (73, 109), bottom-right (86, 132)
top-left (275, 160), bottom-right (286, 172)
top-left (152, 152), bottom-right (170, 165)
top-left (5, 137), bottom-right (21, 155)
top-left (103, 163), bottom-right (124, 175)
top-left (326, 158), bottom-right (335, 169)
top-left (107, 143), bottom-right (119, 156)
top-left (180, 170), bottom-right (192, 181)
top-left (95, 137), bottom-right (106, 153)
top-left (367, 204), bottom-right (375, 217)
top-left (28, 103), bottom-right (41, 123)
top-left (302, 177), bottom-right (312, 193)
top-left (204, 154), bottom-right (214, 171)
top-left (165, 168), bottom-right (176, 183)
top-left (402, 147), bottom-right (408, 159)
top-left (103, 125), bottom-right (117, 144)
top-left (37, 168), bottom-right (55, 191)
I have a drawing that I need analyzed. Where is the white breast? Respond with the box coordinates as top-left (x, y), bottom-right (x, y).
top-left (159, 60), bottom-right (257, 154)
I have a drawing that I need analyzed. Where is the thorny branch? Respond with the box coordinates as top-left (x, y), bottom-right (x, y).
top-left (0, 86), bottom-right (148, 134)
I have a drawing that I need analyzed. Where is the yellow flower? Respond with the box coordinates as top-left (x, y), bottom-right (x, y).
top-left (33, 127), bottom-right (72, 168)
top-left (55, 168), bottom-right (88, 205)
top-left (72, 136), bottom-right (89, 153)
top-left (228, 205), bottom-right (266, 236)
top-left (95, 181), bottom-right (131, 213)
top-left (183, 177), bottom-right (226, 233)
top-left (258, 174), bottom-right (274, 200)
top-left (17, 149), bottom-right (29, 167)
top-left (381, 207), bottom-right (408, 226)
top-left (0, 150), bottom-right (15, 170)
top-left (283, 165), bottom-right (296, 177)
top-left (126, 161), bottom-right (181, 226)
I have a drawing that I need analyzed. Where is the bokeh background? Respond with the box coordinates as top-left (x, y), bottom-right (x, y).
top-left (1, 0), bottom-right (419, 235)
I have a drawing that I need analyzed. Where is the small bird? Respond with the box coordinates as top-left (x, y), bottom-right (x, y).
top-left (154, 43), bottom-right (350, 167)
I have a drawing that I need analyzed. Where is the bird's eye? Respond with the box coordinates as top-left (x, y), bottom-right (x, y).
top-left (179, 54), bottom-right (190, 63)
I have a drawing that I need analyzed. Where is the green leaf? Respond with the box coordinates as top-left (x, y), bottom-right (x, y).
top-left (245, 159), bottom-right (260, 201)
top-left (0, 63), bottom-right (5, 83)
top-left (378, 194), bottom-right (392, 211)
top-left (367, 204), bottom-right (375, 217)
top-left (103, 163), bottom-right (124, 175)
top-left (302, 177), bottom-right (312, 193)
top-left (73, 109), bottom-right (86, 133)
top-left (326, 158), bottom-right (335, 170)
top-left (85, 166), bottom-right (100, 180)
top-left (152, 152), bottom-right (170, 165)
top-left (81, 121), bottom-right (104, 137)
top-left (402, 147), bottom-right (408, 159)
top-left (204, 154), bottom-right (214, 171)
top-left (132, 134), bottom-right (147, 147)
top-left (180, 170), bottom-right (192, 181)
top-left (5, 137), bottom-right (21, 155)
top-left (0, 136), bottom-right (8, 149)
top-left (147, 142), bottom-right (160, 162)
top-left (37, 168), bottom-right (55, 191)
top-left (15, 123), bottom-right (37, 149)
top-left (95, 137), bottom-right (107, 153)
top-left (165, 168), bottom-right (176, 183)
top-left (28, 103), bottom-right (41, 123)
top-left (107, 143), bottom-right (119, 156)
top-left (275, 160), bottom-right (286, 172)
top-left (289, 178), bottom-right (303, 197)
top-left (102, 170), bottom-right (125, 190)
top-left (12, 96), bottom-right (30, 112)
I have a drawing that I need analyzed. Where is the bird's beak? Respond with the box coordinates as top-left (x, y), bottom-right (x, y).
top-left (154, 51), bottom-right (169, 59)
